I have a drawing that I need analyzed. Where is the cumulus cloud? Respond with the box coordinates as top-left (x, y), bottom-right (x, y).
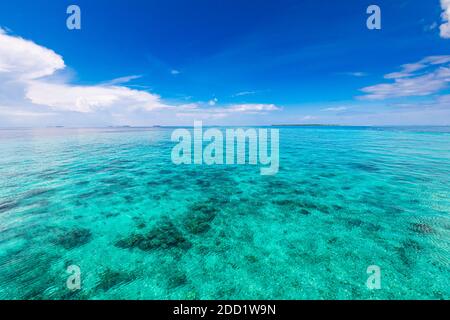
top-left (0, 28), bottom-right (64, 80)
top-left (359, 55), bottom-right (450, 100)
top-left (25, 81), bottom-right (167, 113)
top-left (0, 28), bottom-right (171, 116)
top-left (440, 0), bottom-right (450, 39)
top-left (0, 28), bottom-right (280, 125)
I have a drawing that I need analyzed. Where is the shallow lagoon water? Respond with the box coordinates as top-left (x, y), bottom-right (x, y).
top-left (0, 126), bottom-right (448, 299)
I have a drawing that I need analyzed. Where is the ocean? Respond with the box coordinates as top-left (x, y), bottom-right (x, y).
top-left (0, 126), bottom-right (448, 299)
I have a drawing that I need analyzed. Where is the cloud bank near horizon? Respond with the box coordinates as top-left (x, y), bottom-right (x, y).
top-left (0, 27), bottom-right (449, 127)
top-left (0, 28), bottom-right (280, 126)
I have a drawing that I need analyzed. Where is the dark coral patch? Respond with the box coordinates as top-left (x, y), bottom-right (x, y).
top-left (365, 222), bottom-right (381, 233)
top-left (345, 218), bottom-right (363, 228)
top-left (115, 233), bottom-right (145, 249)
top-left (350, 162), bottom-right (379, 172)
top-left (272, 198), bottom-right (326, 215)
top-left (123, 195), bottom-right (134, 203)
top-left (396, 241), bottom-right (421, 267)
top-left (104, 212), bottom-right (120, 218)
top-left (136, 222), bottom-right (146, 229)
top-left (196, 179), bottom-right (212, 188)
top-left (272, 199), bottom-right (296, 206)
top-left (299, 200), bottom-right (320, 211)
top-left (96, 268), bottom-right (134, 291)
top-left (300, 209), bottom-right (311, 215)
top-left (183, 202), bottom-right (219, 235)
top-left (245, 255), bottom-right (258, 263)
top-left (115, 219), bottom-right (191, 251)
top-left (146, 181), bottom-right (159, 187)
top-left (53, 228), bottom-right (92, 249)
top-left (185, 220), bottom-right (211, 235)
top-left (141, 220), bottom-right (190, 250)
top-left (167, 271), bottom-right (188, 289)
top-left (410, 223), bottom-right (435, 234)
top-left (402, 239), bottom-right (422, 252)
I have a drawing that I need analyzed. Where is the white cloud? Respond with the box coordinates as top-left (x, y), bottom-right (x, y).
top-left (384, 56), bottom-right (450, 79)
top-left (423, 55), bottom-right (450, 64)
top-left (175, 103), bottom-right (281, 119)
top-left (170, 69), bottom-right (180, 75)
top-left (346, 72), bottom-right (367, 77)
top-left (25, 81), bottom-right (167, 113)
top-left (0, 29), bottom-right (170, 115)
top-left (103, 75), bottom-right (142, 85)
top-left (440, 0), bottom-right (450, 39)
top-left (360, 55), bottom-right (450, 100)
top-left (0, 28), bottom-right (64, 80)
top-left (228, 104), bottom-right (279, 113)
top-left (0, 29), bottom-right (280, 125)
top-left (322, 106), bottom-right (348, 112)
top-left (384, 63), bottom-right (426, 79)
top-left (208, 98), bottom-right (218, 106)
top-left (0, 107), bottom-right (57, 117)
top-left (336, 72), bottom-right (368, 77)
top-left (233, 91), bottom-right (257, 97)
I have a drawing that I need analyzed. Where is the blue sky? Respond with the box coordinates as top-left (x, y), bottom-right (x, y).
top-left (0, 0), bottom-right (449, 126)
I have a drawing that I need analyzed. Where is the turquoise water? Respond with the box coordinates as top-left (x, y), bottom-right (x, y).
top-left (0, 126), bottom-right (449, 300)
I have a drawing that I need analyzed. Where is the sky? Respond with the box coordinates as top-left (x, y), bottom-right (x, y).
top-left (0, 0), bottom-right (449, 127)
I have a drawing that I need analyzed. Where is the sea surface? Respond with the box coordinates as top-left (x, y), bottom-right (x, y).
top-left (0, 126), bottom-right (449, 299)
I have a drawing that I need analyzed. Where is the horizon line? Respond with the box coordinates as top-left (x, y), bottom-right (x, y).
top-left (1, 124), bottom-right (450, 130)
